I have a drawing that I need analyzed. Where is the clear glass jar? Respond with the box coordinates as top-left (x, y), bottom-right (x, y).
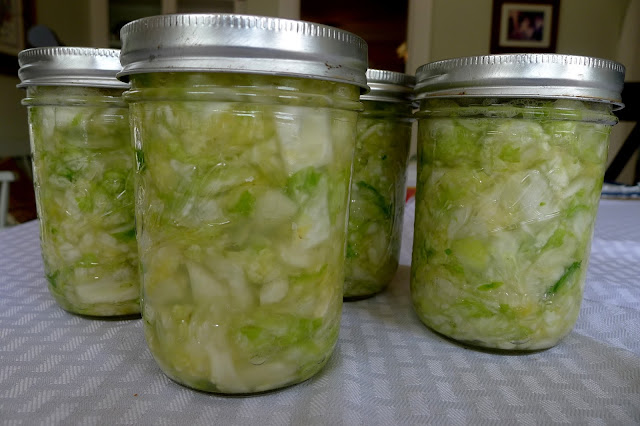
top-left (127, 72), bottom-right (361, 392)
top-left (119, 14), bottom-right (367, 394)
top-left (344, 99), bottom-right (413, 299)
top-left (23, 85), bottom-right (139, 317)
top-left (411, 54), bottom-right (625, 350)
top-left (412, 98), bottom-right (618, 350)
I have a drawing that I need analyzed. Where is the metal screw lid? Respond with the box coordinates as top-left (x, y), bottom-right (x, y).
top-left (415, 54), bottom-right (625, 108)
top-left (361, 69), bottom-right (415, 103)
top-left (118, 14), bottom-right (369, 91)
top-left (17, 47), bottom-right (128, 89)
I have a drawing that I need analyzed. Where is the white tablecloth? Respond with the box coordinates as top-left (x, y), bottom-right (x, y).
top-left (1, 199), bottom-right (639, 425)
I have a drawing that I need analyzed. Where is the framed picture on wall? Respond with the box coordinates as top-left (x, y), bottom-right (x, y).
top-left (490, 0), bottom-right (560, 54)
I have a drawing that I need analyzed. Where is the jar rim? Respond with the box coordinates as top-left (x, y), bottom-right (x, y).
top-left (361, 69), bottom-right (415, 104)
top-left (17, 47), bottom-right (128, 89)
top-left (117, 14), bottom-right (369, 93)
top-left (415, 54), bottom-right (625, 110)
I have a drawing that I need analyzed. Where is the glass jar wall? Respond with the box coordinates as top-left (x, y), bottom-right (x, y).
top-left (127, 72), bottom-right (362, 393)
top-left (411, 97), bottom-right (618, 350)
top-left (24, 85), bottom-right (139, 316)
top-left (345, 99), bottom-right (412, 299)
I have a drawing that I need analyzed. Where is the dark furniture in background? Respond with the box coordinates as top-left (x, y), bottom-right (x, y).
top-left (605, 82), bottom-right (640, 183)
top-left (301, 0), bottom-right (408, 72)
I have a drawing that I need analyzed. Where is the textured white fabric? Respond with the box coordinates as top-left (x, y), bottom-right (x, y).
top-left (0, 199), bottom-right (639, 425)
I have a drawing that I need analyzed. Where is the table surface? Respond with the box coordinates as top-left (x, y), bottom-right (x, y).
top-left (0, 199), bottom-right (639, 425)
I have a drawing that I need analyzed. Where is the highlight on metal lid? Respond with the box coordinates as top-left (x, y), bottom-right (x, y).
top-left (362, 69), bottom-right (415, 103)
top-left (117, 14), bottom-right (369, 91)
top-left (17, 47), bottom-right (128, 89)
top-left (415, 54), bottom-right (625, 108)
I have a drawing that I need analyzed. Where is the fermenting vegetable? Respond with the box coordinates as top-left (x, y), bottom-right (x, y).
top-left (345, 100), bottom-right (412, 298)
top-left (25, 85), bottom-right (139, 316)
top-left (411, 98), bottom-right (615, 350)
top-left (127, 73), bottom-right (360, 393)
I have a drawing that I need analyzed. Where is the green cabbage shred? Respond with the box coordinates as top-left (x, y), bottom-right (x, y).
top-left (344, 100), bottom-right (412, 298)
top-left (411, 98), bottom-right (614, 350)
top-left (26, 86), bottom-right (139, 317)
top-left (127, 73), bottom-right (360, 393)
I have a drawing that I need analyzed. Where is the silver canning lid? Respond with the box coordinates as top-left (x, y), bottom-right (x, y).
top-left (17, 47), bottom-right (128, 89)
top-left (415, 54), bottom-right (625, 108)
top-left (361, 69), bottom-right (415, 103)
top-left (118, 14), bottom-right (369, 91)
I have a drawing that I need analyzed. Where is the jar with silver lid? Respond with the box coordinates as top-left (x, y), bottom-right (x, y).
top-left (118, 14), bottom-right (368, 393)
top-left (18, 47), bottom-right (139, 317)
top-left (344, 69), bottom-right (414, 299)
top-left (411, 54), bottom-right (625, 350)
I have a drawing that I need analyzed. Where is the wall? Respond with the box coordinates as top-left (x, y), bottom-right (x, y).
top-left (556, 0), bottom-right (630, 60)
top-left (35, 0), bottom-right (91, 46)
top-left (609, 0), bottom-right (640, 184)
top-left (407, 0), bottom-right (638, 183)
top-left (406, 0), bottom-right (433, 75)
top-left (0, 0), bottom-right (93, 158)
top-left (428, 0), bottom-right (492, 63)
top-left (246, 0), bottom-right (278, 17)
top-left (617, 0), bottom-right (640, 80)
top-left (414, 0), bottom-right (630, 64)
top-left (0, 75), bottom-right (29, 157)
top-left (246, 0), bottom-right (299, 19)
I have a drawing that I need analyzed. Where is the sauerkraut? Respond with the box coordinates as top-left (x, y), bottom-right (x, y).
top-left (127, 73), bottom-right (360, 393)
top-left (411, 98), bottom-right (615, 350)
top-left (25, 86), bottom-right (139, 317)
top-left (344, 100), bottom-right (412, 298)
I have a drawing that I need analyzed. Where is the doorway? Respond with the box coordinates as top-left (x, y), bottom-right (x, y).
top-left (300, 0), bottom-right (409, 72)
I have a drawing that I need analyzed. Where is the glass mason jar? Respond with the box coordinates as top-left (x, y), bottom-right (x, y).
top-left (18, 48), bottom-right (139, 317)
top-left (344, 70), bottom-right (414, 299)
top-left (411, 54), bottom-right (625, 351)
top-left (118, 14), bottom-right (368, 393)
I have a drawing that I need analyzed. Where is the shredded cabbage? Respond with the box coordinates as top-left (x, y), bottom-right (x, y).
top-left (411, 98), bottom-right (615, 350)
top-left (127, 73), bottom-right (360, 393)
top-left (25, 86), bottom-right (139, 317)
top-left (344, 100), bottom-right (412, 298)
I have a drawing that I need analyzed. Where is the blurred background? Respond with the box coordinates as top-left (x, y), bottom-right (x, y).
top-left (0, 0), bottom-right (638, 225)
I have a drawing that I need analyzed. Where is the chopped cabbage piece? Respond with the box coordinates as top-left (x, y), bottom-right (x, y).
top-left (128, 73), bottom-right (360, 393)
top-left (25, 86), bottom-right (139, 317)
top-left (344, 101), bottom-right (412, 298)
top-left (411, 98), bottom-right (615, 350)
